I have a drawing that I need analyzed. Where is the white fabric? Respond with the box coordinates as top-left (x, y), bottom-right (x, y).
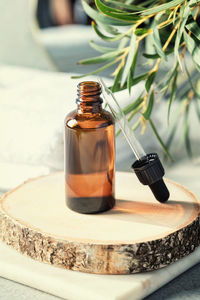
top-left (0, 66), bottom-right (82, 170)
top-left (0, 65), bottom-right (138, 171)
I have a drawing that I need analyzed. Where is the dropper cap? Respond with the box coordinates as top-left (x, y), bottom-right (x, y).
top-left (132, 153), bottom-right (169, 203)
top-left (98, 78), bottom-right (170, 203)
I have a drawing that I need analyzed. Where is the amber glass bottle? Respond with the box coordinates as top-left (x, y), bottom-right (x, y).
top-left (64, 81), bottom-right (115, 214)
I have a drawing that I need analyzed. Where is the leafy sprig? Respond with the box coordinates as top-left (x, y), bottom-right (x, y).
top-left (73, 0), bottom-right (200, 159)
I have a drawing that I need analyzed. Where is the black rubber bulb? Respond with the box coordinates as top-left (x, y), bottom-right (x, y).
top-left (132, 153), bottom-right (170, 203)
top-left (149, 179), bottom-right (169, 203)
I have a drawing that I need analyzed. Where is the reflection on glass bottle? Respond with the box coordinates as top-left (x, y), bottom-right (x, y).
top-left (64, 81), bottom-right (115, 214)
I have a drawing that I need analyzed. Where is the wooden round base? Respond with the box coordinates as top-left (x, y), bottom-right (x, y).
top-left (0, 172), bottom-right (200, 274)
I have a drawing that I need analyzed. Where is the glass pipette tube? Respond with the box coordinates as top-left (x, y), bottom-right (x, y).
top-left (99, 78), bottom-right (146, 160)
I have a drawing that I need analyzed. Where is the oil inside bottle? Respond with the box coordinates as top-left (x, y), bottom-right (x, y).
top-left (64, 81), bottom-right (115, 214)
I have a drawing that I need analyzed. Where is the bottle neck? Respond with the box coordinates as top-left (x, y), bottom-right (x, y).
top-left (76, 81), bottom-right (103, 114)
top-left (77, 102), bottom-right (102, 114)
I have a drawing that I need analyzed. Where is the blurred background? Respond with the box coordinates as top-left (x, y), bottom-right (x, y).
top-left (36, 0), bottom-right (104, 73)
top-left (0, 0), bottom-right (103, 73)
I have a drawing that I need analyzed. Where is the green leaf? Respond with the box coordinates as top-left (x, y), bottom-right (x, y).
top-left (196, 78), bottom-right (200, 94)
top-left (186, 21), bottom-right (200, 41)
top-left (130, 107), bottom-right (143, 122)
top-left (143, 48), bottom-right (173, 59)
top-left (173, 4), bottom-right (179, 24)
top-left (168, 67), bottom-right (178, 122)
top-left (141, 0), bottom-right (185, 16)
top-left (195, 80), bottom-right (200, 120)
top-left (92, 22), bottom-right (130, 42)
top-left (183, 60), bottom-right (200, 121)
top-left (177, 71), bottom-right (200, 100)
top-left (116, 99), bottom-right (143, 136)
top-left (96, 21), bottom-right (120, 35)
top-left (195, 98), bottom-right (200, 121)
top-left (143, 52), bottom-right (159, 59)
top-left (159, 63), bottom-right (178, 92)
top-left (96, 0), bottom-right (131, 13)
top-left (115, 129), bottom-right (121, 137)
top-left (111, 66), bottom-right (123, 92)
top-left (118, 36), bottom-right (129, 50)
top-left (149, 119), bottom-right (173, 161)
top-left (71, 59), bottom-right (118, 79)
top-left (135, 28), bottom-right (149, 36)
top-left (184, 59), bottom-right (200, 98)
top-left (78, 49), bottom-right (124, 64)
top-left (184, 30), bottom-right (200, 71)
top-left (89, 40), bottom-right (116, 53)
top-left (104, 0), bottom-right (145, 11)
top-left (174, 3), bottom-right (191, 69)
top-left (141, 0), bottom-right (157, 6)
top-left (189, 1), bottom-right (200, 8)
top-left (152, 20), bottom-right (167, 61)
top-left (130, 72), bottom-right (149, 85)
top-left (81, 0), bottom-right (129, 26)
top-left (165, 123), bottom-right (178, 151)
top-left (110, 72), bottom-right (148, 92)
top-left (121, 33), bottom-right (136, 87)
top-left (183, 105), bottom-right (192, 157)
top-left (145, 27), bottom-right (156, 64)
top-left (127, 47), bottom-right (138, 93)
top-left (143, 90), bottom-right (154, 120)
top-left (132, 118), bottom-right (141, 131)
top-left (95, 0), bottom-right (141, 23)
top-left (123, 93), bottom-right (144, 114)
top-left (145, 71), bottom-right (156, 92)
top-left (127, 70), bottom-right (133, 94)
top-left (164, 100), bottom-right (183, 161)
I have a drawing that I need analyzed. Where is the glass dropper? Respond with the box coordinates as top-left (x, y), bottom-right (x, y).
top-left (99, 77), bottom-right (170, 203)
top-left (99, 78), bottom-right (146, 160)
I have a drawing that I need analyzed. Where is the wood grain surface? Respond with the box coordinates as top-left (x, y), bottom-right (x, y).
top-left (0, 172), bottom-right (199, 274)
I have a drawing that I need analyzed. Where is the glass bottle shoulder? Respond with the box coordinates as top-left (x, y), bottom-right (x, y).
top-left (65, 109), bottom-right (114, 130)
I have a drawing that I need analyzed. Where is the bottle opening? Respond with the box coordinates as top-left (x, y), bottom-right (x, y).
top-left (77, 81), bottom-right (102, 103)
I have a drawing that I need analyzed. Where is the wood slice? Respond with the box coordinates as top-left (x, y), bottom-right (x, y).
top-left (0, 172), bottom-right (200, 275)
